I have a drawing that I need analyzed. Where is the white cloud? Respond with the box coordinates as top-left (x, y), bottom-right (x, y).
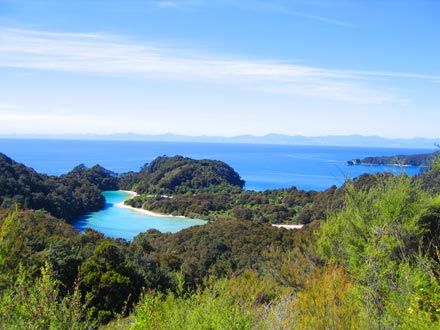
top-left (346, 70), bottom-right (440, 82)
top-left (0, 28), bottom-right (435, 105)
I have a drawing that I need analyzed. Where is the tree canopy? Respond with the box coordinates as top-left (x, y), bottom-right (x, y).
top-left (1, 152), bottom-right (440, 328)
top-left (119, 155), bottom-right (245, 194)
top-left (0, 153), bottom-right (104, 221)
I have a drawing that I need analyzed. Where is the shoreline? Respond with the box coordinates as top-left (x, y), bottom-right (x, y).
top-left (347, 163), bottom-right (429, 168)
top-left (272, 224), bottom-right (304, 230)
top-left (119, 190), bottom-right (138, 197)
top-left (115, 190), bottom-right (188, 219)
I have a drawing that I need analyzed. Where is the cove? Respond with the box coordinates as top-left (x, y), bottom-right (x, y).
top-left (73, 191), bottom-right (207, 240)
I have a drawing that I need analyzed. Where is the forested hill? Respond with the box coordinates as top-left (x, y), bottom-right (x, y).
top-left (119, 155), bottom-right (245, 194)
top-left (63, 163), bottom-right (119, 191)
top-left (121, 155), bottom-right (440, 224)
top-left (2, 151), bottom-right (440, 226)
top-left (2, 153), bottom-right (440, 328)
top-left (0, 153), bottom-right (108, 221)
top-left (0, 153), bottom-right (246, 221)
top-left (347, 150), bottom-right (438, 167)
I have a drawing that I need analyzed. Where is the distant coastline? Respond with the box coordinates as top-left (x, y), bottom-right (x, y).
top-left (0, 139), bottom-right (427, 191)
top-left (358, 163), bottom-right (428, 168)
top-left (1, 134), bottom-right (438, 149)
top-left (346, 151), bottom-right (438, 167)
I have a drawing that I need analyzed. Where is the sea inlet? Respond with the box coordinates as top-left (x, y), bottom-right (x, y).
top-left (73, 190), bottom-right (207, 240)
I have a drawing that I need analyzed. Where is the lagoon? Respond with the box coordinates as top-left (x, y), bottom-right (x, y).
top-left (0, 139), bottom-right (431, 191)
top-left (2, 139), bottom-right (431, 239)
top-left (73, 191), bottom-right (207, 240)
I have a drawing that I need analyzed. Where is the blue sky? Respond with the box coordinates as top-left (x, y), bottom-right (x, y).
top-left (0, 0), bottom-right (439, 138)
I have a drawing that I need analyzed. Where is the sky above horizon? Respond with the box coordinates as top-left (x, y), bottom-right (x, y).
top-left (0, 0), bottom-right (439, 139)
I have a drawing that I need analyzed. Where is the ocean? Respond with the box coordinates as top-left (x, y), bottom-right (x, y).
top-left (0, 138), bottom-right (431, 191)
top-left (1, 138), bottom-right (432, 239)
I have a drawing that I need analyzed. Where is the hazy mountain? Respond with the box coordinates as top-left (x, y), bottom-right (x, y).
top-left (0, 133), bottom-right (438, 149)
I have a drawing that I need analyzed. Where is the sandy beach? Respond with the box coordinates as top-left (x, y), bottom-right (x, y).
top-left (119, 190), bottom-right (138, 197)
top-left (272, 224), bottom-right (304, 230)
top-left (115, 190), bottom-right (187, 219)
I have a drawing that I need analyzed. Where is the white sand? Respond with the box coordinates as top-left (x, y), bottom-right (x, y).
top-left (119, 190), bottom-right (138, 197)
top-left (115, 190), bottom-right (186, 218)
top-left (272, 224), bottom-right (304, 230)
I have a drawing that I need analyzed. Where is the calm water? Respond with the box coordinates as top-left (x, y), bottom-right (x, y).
top-left (74, 191), bottom-right (207, 240)
top-left (1, 139), bottom-right (432, 240)
top-left (0, 139), bottom-right (432, 191)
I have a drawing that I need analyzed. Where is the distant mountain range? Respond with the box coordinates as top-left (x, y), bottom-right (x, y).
top-left (1, 133), bottom-right (438, 149)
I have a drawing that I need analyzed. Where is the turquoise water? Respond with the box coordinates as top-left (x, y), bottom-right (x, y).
top-left (0, 139), bottom-right (431, 191)
top-left (2, 139), bottom-right (431, 239)
top-left (73, 191), bottom-right (207, 240)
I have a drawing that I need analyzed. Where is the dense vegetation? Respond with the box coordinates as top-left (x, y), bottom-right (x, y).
top-left (0, 153), bottom-right (105, 221)
top-left (119, 155), bottom-right (245, 194)
top-left (123, 156), bottom-right (440, 225)
top-left (128, 172), bottom-right (440, 330)
top-left (347, 150), bottom-right (439, 167)
top-left (64, 163), bottom-right (119, 191)
top-left (126, 185), bottom-right (344, 224)
top-left (1, 152), bottom-right (440, 329)
top-left (0, 207), bottom-right (315, 326)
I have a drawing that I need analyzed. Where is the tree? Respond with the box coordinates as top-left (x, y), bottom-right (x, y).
top-left (80, 241), bottom-right (135, 324)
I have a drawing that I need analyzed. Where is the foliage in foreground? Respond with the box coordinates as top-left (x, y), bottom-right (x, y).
top-left (131, 265), bottom-right (364, 330)
top-left (131, 174), bottom-right (440, 329)
top-left (2, 152), bottom-right (440, 328)
top-left (0, 263), bottom-right (91, 330)
top-left (317, 174), bottom-right (440, 329)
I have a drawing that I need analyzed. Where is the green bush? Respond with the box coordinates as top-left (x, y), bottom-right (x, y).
top-left (0, 263), bottom-right (91, 330)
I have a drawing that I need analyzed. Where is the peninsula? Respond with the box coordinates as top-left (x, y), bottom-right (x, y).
top-left (346, 150), bottom-right (438, 167)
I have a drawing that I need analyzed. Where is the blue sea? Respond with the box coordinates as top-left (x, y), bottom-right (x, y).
top-left (0, 139), bottom-right (431, 191)
top-left (0, 139), bottom-right (432, 240)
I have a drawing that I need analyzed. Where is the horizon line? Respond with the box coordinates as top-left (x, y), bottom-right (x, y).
top-left (0, 132), bottom-right (438, 147)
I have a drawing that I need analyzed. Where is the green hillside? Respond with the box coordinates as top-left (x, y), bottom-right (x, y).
top-left (119, 155), bottom-right (245, 194)
top-left (347, 151), bottom-right (439, 167)
top-left (0, 153), bottom-right (104, 221)
top-left (1, 153), bottom-right (440, 329)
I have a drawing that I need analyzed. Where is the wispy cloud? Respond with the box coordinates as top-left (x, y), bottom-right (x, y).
top-left (1, 28), bottom-right (435, 105)
top-left (345, 69), bottom-right (440, 82)
top-left (287, 10), bottom-right (352, 28)
top-left (232, 0), bottom-right (353, 28)
top-left (153, 0), bottom-right (353, 27)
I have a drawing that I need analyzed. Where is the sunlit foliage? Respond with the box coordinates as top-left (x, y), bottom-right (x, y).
top-left (2, 152), bottom-right (440, 328)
